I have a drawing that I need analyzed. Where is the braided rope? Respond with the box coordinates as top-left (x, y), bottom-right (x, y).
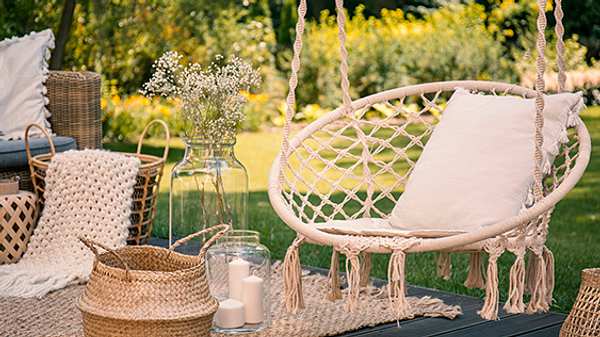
top-left (280, 0), bottom-right (308, 187)
top-left (335, 0), bottom-right (352, 111)
top-left (533, 0), bottom-right (547, 203)
top-left (554, 0), bottom-right (567, 93)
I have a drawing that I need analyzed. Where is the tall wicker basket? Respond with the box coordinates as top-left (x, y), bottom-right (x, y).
top-left (78, 224), bottom-right (230, 337)
top-left (560, 268), bottom-right (600, 337)
top-left (25, 120), bottom-right (170, 245)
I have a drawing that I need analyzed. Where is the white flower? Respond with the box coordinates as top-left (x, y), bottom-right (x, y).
top-left (141, 51), bottom-right (261, 141)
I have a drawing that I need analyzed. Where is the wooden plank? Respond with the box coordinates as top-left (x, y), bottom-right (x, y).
top-left (431, 312), bottom-right (565, 337)
top-left (516, 323), bottom-right (564, 337)
top-left (344, 293), bottom-right (515, 337)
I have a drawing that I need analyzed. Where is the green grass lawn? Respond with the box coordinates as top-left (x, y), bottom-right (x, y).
top-left (106, 106), bottom-right (600, 313)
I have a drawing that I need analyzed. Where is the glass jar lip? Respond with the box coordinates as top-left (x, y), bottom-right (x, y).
top-left (183, 137), bottom-right (236, 147)
top-left (221, 229), bottom-right (260, 239)
top-left (226, 229), bottom-right (259, 235)
top-left (216, 229), bottom-right (260, 244)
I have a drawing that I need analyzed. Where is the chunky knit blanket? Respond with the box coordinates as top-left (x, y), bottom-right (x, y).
top-left (0, 150), bottom-right (139, 298)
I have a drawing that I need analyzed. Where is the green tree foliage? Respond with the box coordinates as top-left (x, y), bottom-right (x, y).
top-left (559, 0), bottom-right (600, 61)
top-left (0, 0), bottom-right (61, 38)
top-left (277, 0), bottom-right (297, 48)
top-left (298, 3), bottom-right (512, 108)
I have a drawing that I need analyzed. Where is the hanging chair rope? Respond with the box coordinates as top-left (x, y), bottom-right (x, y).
top-left (279, 0), bottom-right (307, 188)
top-left (554, 0), bottom-right (567, 93)
top-left (532, 0), bottom-right (547, 203)
top-left (335, 0), bottom-right (353, 112)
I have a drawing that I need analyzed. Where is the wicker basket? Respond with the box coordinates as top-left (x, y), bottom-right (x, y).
top-left (0, 177), bottom-right (19, 195)
top-left (24, 120), bottom-right (170, 245)
top-left (78, 224), bottom-right (230, 337)
top-left (0, 191), bottom-right (38, 264)
top-left (560, 268), bottom-right (600, 337)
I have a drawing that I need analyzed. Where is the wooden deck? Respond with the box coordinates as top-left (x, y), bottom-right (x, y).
top-left (347, 284), bottom-right (565, 337)
top-left (150, 238), bottom-right (566, 337)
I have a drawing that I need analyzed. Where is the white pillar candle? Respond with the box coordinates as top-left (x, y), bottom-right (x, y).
top-left (228, 258), bottom-right (250, 301)
top-left (215, 299), bottom-right (245, 329)
top-left (241, 275), bottom-right (264, 324)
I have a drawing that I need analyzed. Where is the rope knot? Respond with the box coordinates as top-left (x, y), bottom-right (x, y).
top-left (504, 241), bottom-right (527, 314)
top-left (383, 237), bottom-right (420, 321)
top-left (479, 238), bottom-right (506, 320)
top-left (336, 239), bottom-right (370, 312)
top-left (283, 235), bottom-right (306, 313)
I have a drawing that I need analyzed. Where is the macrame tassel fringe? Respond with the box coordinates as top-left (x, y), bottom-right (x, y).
top-left (343, 251), bottom-right (362, 312)
top-left (503, 250), bottom-right (526, 314)
top-left (283, 236), bottom-right (305, 313)
top-left (543, 246), bottom-right (555, 305)
top-left (526, 250), bottom-right (539, 294)
top-left (359, 252), bottom-right (372, 287)
top-left (526, 248), bottom-right (549, 314)
top-left (327, 249), bottom-right (342, 301)
top-left (478, 250), bottom-right (502, 320)
top-left (436, 252), bottom-right (452, 280)
top-left (388, 250), bottom-right (413, 320)
top-left (464, 252), bottom-right (486, 289)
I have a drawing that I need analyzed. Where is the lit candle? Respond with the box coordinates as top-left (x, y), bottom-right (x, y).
top-left (228, 258), bottom-right (250, 301)
top-left (215, 299), bottom-right (245, 329)
top-left (241, 275), bottom-right (264, 324)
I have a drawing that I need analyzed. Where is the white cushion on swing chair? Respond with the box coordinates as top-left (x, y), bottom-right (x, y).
top-left (315, 88), bottom-right (584, 239)
top-left (316, 217), bottom-right (463, 238)
top-left (386, 88), bottom-right (584, 234)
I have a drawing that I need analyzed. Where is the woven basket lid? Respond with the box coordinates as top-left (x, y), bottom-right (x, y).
top-left (78, 245), bottom-right (219, 321)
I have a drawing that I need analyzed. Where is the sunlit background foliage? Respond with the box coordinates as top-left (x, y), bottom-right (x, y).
top-left (1, 0), bottom-right (598, 141)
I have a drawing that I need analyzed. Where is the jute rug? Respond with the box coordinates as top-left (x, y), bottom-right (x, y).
top-left (0, 262), bottom-right (461, 337)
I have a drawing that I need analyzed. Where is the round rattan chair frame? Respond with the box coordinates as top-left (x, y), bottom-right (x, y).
top-left (268, 81), bottom-right (591, 254)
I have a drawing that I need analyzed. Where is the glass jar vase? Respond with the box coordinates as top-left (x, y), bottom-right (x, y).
top-left (169, 139), bottom-right (248, 253)
top-left (206, 230), bottom-right (271, 333)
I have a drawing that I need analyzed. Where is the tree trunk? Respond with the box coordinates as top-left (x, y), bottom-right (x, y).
top-left (50, 0), bottom-right (76, 70)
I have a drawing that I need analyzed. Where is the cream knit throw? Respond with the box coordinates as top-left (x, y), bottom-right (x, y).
top-left (0, 150), bottom-right (139, 298)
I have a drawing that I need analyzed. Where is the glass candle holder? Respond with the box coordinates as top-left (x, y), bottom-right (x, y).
top-left (206, 230), bottom-right (271, 333)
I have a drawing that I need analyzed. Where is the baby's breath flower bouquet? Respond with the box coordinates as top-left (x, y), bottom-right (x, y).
top-left (142, 51), bottom-right (261, 142)
top-left (142, 52), bottom-right (260, 239)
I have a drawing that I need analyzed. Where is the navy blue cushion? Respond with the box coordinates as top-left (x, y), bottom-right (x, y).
top-left (0, 136), bottom-right (77, 169)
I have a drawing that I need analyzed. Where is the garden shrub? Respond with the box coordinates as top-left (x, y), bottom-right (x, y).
top-left (298, 3), bottom-right (512, 109)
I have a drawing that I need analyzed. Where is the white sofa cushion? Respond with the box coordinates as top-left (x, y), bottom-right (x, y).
top-left (0, 29), bottom-right (55, 140)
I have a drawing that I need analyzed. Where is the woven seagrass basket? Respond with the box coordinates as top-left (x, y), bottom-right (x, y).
top-left (24, 120), bottom-right (170, 245)
top-left (78, 224), bottom-right (230, 337)
top-left (0, 177), bottom-right (19, 195)
top-left (560, 268), bottom-right (600, 337)
top-left (0, 191), bottom-right (38, 264)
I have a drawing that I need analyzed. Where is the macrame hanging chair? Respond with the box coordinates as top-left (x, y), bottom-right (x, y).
top-left (268, 0), bottom-right (591, 320)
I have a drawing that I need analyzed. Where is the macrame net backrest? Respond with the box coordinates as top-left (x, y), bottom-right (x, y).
top-left (280, 85), bottom-right (580, 225)
top-left (279, 0), bottom-right (575, 225)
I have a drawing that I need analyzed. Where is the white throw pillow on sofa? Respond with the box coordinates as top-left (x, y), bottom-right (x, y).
top-left (0, 29), bottom-right (55, 140)
top-left (389, 88), bottom-right (584, 233)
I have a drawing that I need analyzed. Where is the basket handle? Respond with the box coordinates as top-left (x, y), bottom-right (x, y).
top-left (169, 224), bottom-right (231, 258)
top-left (24, 124), bottom-right (56, 162)
top-left (79, 238), bottom-right (131, 280)
top-left (137, 119), bottom-right (170, 161)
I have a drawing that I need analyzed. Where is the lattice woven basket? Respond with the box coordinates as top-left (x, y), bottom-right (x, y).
top-left (0, 191), bottom-right (38, 264)
top-left (0, 177), bottom-right (19, 195)
top-left (25, 120), bottom-right (169, 245)
top-left (78, 224), bottom-right (230, 337)
top-left (560, 268), bottom-right (600, 337)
